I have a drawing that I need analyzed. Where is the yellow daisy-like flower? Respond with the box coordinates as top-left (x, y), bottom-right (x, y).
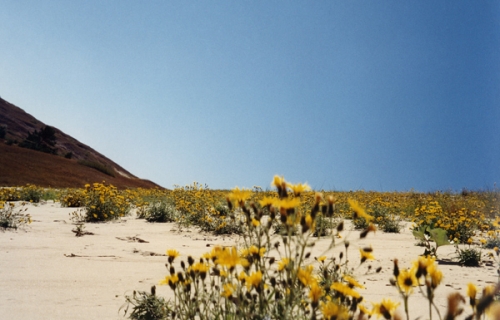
top-left (467, 282), bottom-right (477, 307)
top-left (467, 282), bottom-right (477, 300)
top-left (277, 258), bottom-right (290, 272)
top-left (159, 274), bottom-right (179, 289)
top-left (309, 281), bottom-right (323, 304)
top-left (414, 255), bottom-right (436, 278)
top-left (241, 245), bottom-right (266, 258)
top-left (189, 262), bottom-right (210, 275)
top-left (258, 196), bottom-right (278, 208)
top-left (348, 199), bottom-right (374, 222)
top-left (397, 267), bottom-right (418, 294)
top-left (321, 301), bottom-right (349, 320)
top-left (246, 270), bottom-right (263, 291)
top-left (298, 265), bottom-right (315, 286)
top-left (330, 282), bottom-right (361, 299)
top-left (227, 187), bottom-right (252, 205)
top-left (343, 275), bottom-right (364, 289)
top-left (427, 263), bottom-right (443, 288)
top-left (358, 304), bottom-right (373, 316)
top-left (287, 182), bottom-right (311, 197)
top-left (166, 249), bottom-right (180, 263)
top-left (277, 198), bottom-right (301, 210)
top-left (272, 175), bottom-right (285, 188)
top-left (372, 299), bottom-right (400, 319)
top-left (217, 247), bottom-right (249, 269)
top-left (221, 283), bottom-right (235, 298)
top-left (360, 247), bottom-right (375, 263)
top-left (317, 255), bottom-right (327, 263)
top-left (249, 245), bottom-right (266, 257)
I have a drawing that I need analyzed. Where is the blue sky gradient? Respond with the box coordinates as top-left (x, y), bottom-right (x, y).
top-left (1, 1), bottom-right (499, 191)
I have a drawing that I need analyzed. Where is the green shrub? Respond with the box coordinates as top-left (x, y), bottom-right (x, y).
top-left (456, 245), bottom-right (482, 267)
top-left (352, 216), bottom-right (369, 230)
top-left (19, 184), bottom-right (43, 203)
top-left (122, 286), bottom-right (171, 320)
top-left (41, 188), bottom-right (59, 201)
top-left (19, 126), bottom-right (58, 155)
top-left (145, 201), bottom-right (178, 223)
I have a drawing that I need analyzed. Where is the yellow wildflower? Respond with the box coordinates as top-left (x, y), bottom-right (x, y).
top-left (277, 198), bottom-right (301, 210)
top-left (298, 265), bottom-right (315, 286)
top-left (246, 270), bottom-right (262, 291)
top-left (287, 182), bottom-right (311, 196)
top-left (397, 267), bottom-right (418, 294)
top-left (372, 299), bottom-right (400, 319)
top-left (277, 258), bottom-right (290, 272)
top-left (427, 263), bottom-right (443, 288)
top-left (221, 283), bottom-right (235, 298)
top-left (216, 247), bottom-right (248, 269)
top-left (159, 274), bottom-right (179, 288)
top-left (330, 282), bottom-right (361, 299)
top-left (258, 196), bottom-right (278, 207)
top-left (321, 301), bottom-right (349, 320)
top-left (309, 281), bottom-right (323, 305)
top-left (227, 187), bottom-right (252, 206)
top-left (166, 249), bottom-right (180, 263)
top-left (343, 275), bottom-right (364, 289)
top-left (360, 247), bottom-right (375, 263)
top-left (317, 255), bottom-right (327, 263)
top-left (467, 283), bottom-right (477, 301)
top-left (272, 175), bottom-right (285, 188)
top-left (348, 199), bottom-right (374, 222)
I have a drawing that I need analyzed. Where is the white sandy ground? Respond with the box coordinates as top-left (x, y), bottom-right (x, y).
top-left (0, 201), bottom-right (498, 320)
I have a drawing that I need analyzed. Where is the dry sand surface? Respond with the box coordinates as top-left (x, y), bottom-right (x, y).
top-left (1, 202), bottom-right (497, 319)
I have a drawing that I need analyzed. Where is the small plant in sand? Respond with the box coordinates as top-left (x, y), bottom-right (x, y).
top-left (0, 201), bottom-right (31, 230)
top-left (454, 239), bottom-right (482, 267)
top-left (412, 225), bottom-right (450, 258)
top-left (122, 286), bottom-right (170, 320)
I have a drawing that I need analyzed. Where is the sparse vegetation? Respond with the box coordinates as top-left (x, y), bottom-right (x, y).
top-left (122, 286), bottom-right (170, 320)
top-left (0, 201), bottom-right (31, 230)
top-left (19, 125), bottom-right (58, 155)
top-left (1, 179), bottom-right (499, 319)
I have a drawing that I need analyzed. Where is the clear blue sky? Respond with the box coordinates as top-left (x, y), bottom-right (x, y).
top-left (1, 1), bottom-right (499, 191)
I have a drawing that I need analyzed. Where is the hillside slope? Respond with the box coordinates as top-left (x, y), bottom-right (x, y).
top-left (0, 98), bottom-right (161, 189)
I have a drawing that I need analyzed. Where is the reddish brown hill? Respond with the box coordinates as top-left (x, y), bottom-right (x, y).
top-left (0, 98), bottom-right (162, 189)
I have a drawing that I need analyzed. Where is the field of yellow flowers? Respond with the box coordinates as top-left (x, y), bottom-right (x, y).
top-left (1, 178), bottom-right (499, 319)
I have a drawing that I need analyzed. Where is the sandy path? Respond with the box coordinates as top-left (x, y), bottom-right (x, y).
top-left (0, 202), bottom-right (497, 319)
